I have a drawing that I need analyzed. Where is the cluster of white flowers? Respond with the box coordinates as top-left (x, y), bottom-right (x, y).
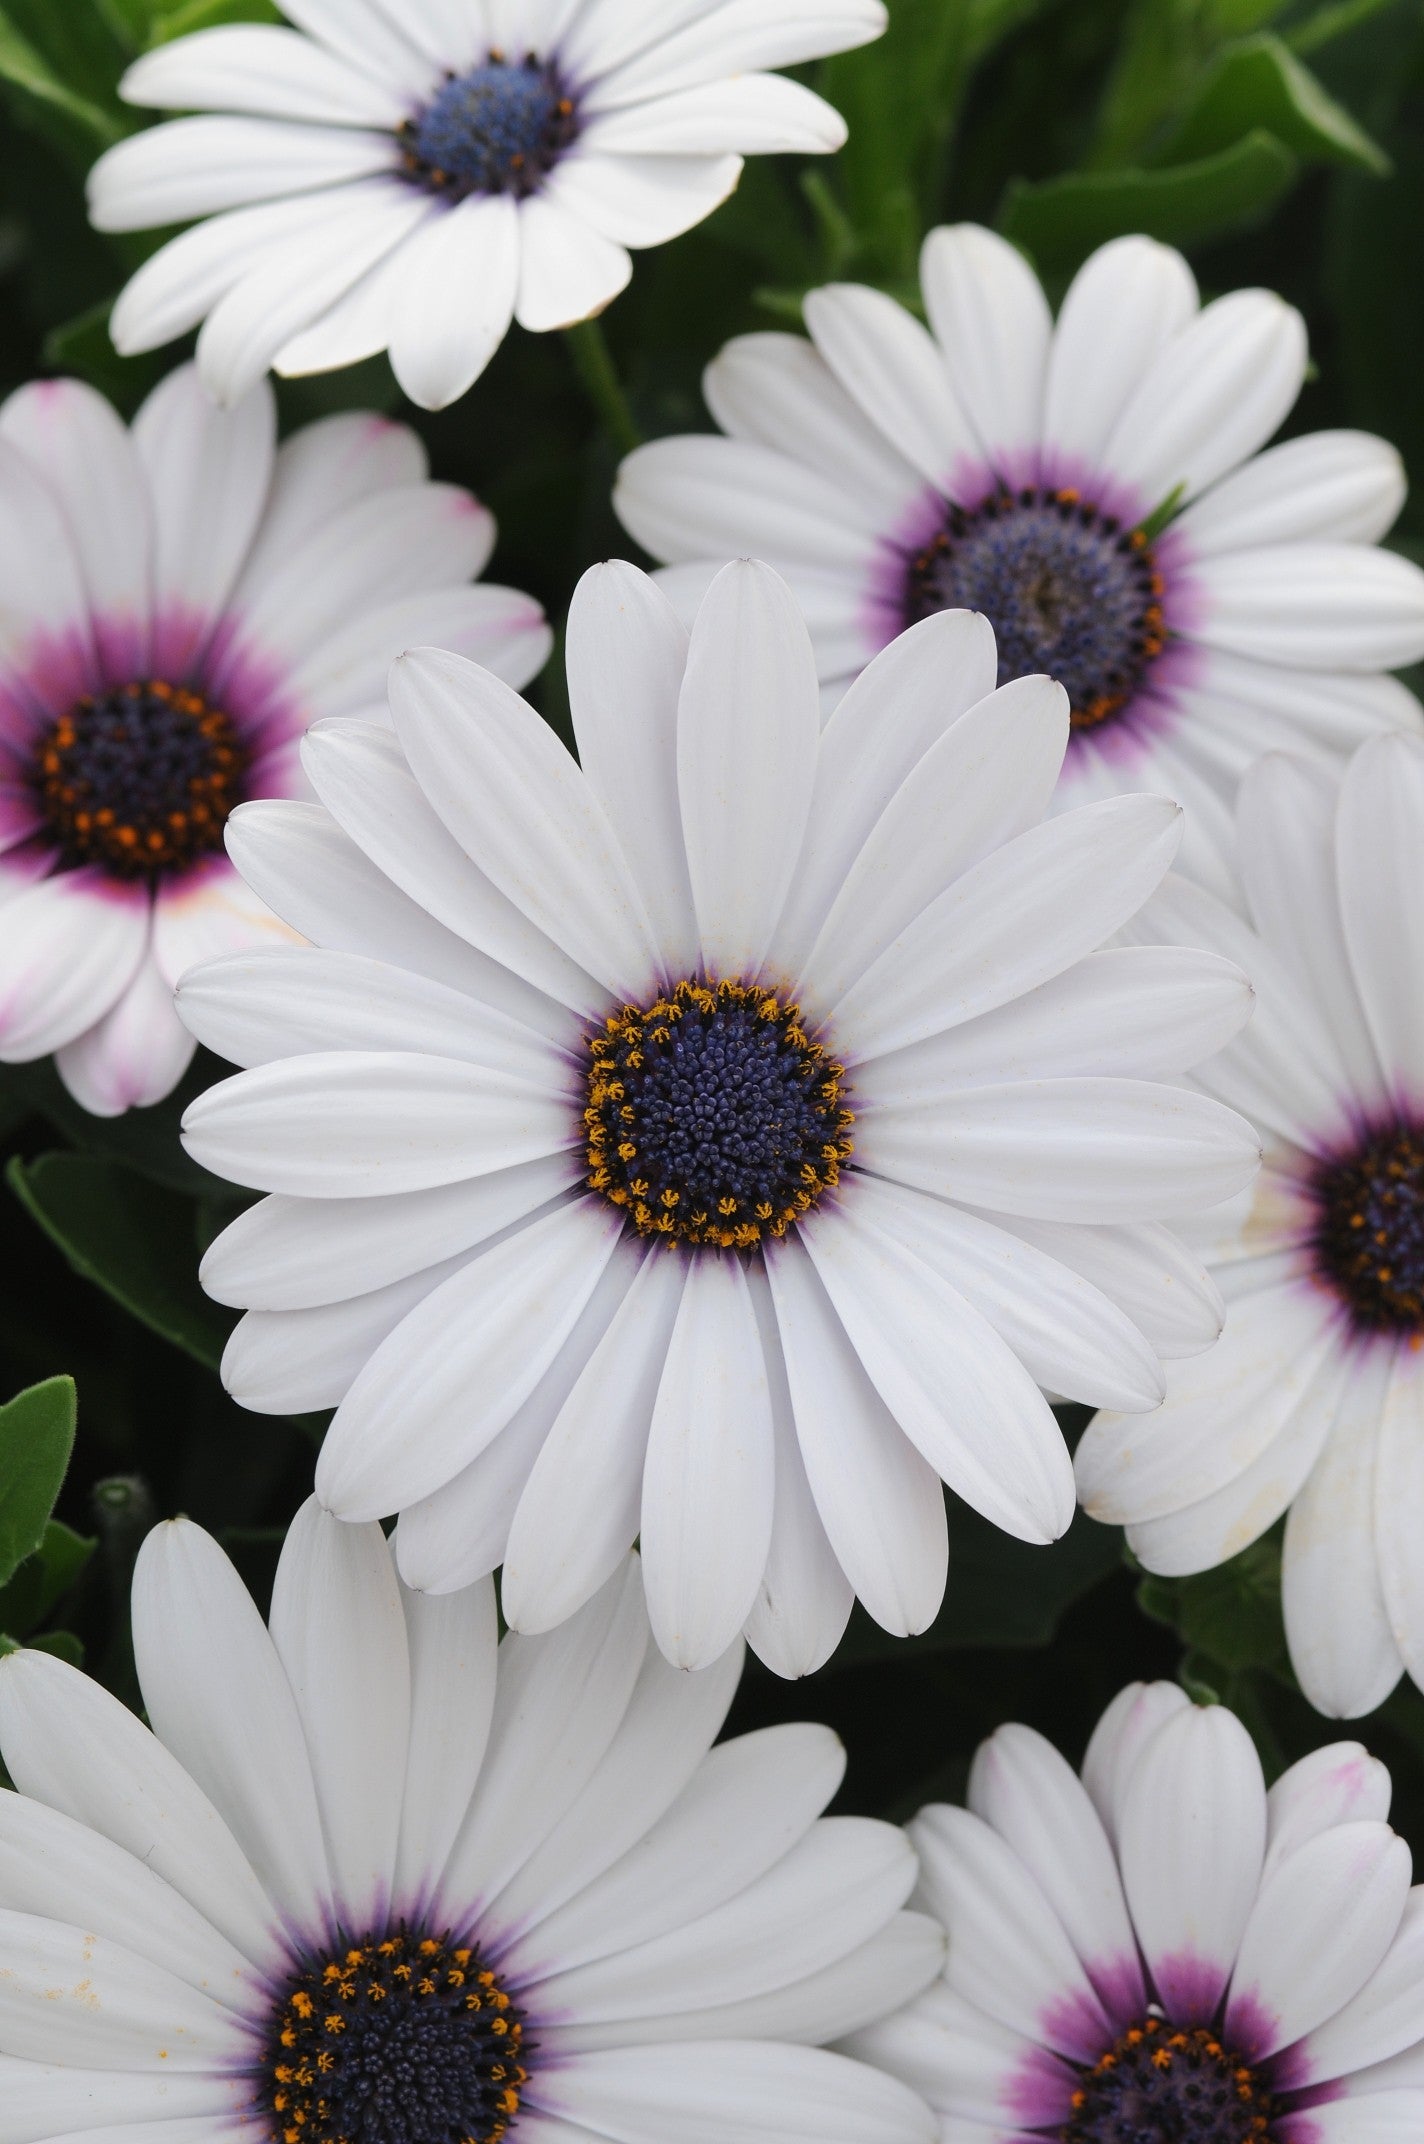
top-left (2, 2), bottom-right (1424, 2138)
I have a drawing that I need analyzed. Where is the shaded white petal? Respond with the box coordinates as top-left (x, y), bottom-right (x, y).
top-left (392, 194), bottom-right (520, 409)
top-left (1190, 541), bottom-right (1424, 670)
top-left (546, 149), bottom-right (742, 249)
top-left (919, 224), bottom-right (1051, 477)
top-left (1297, 1890), bottom-right (1424, 2083)
top-left (1116, 1700), bottom-right (1266, 2023)
top-left (317, 1197), bottom-right (624, 1519)
top-left (582, 74), bottom-right (849, 156)
top-left (269, 1499), bottom-right (409, 1924)
top-left (1336, 729), bottom-right (1424, 1091)
top-left (804, 282), bottom-right (981, 492)
top-left (1179, 430), bottom-right (1406, 552)
top-left (1376, 1357), bottom-right (1424, 1686)
top-left (1104, 289), bottom-right (1307, 508)
top-left (1267, 1741), bottom-right (1393, 1870)
top-left (676, 559), bottom-right (820, 978)
top-left (133, 361), bottom-right (275, 658)
top-left (1080, 1680), bottom-right (1190, 1849)
top-left (131, 1519), bottom-right (331, 1930)
top-left (641, 1252), bottom-right (777, 1671)
top-left (0, 378), bottom-right (151, 640)
top-left (1043, 235), bottom-right (1198, 475)
top-left (1001, 1216), bottom-right (1223, 1362)
top-left (88, 114), bottom-right (397, 231)
top-left (109, 191), bottom-right (352, 357)
top-left (389, 647), bottom-right (661, 998)
top-left (55, 948), bottom-right (197, 1119)
top-left (536, 2040), bottom-right (935, 2144)
top-left (0, 1909), bottom-right (239, 2070)
top-left (0, 871), bottom-right (148, 1062)
top-left (844, 1978), bottom-right (1071, 2127)
top-left (767, 1235), bottom-right (948, 1636)
top-left (614, 433), bottom-right (883, 570)
top-left (703, 329), bottom-right (921, 520)
top-left (583, 0), bottom-right (888, 103)
top-left (120, 22), bottom-right (408, 123)
top-left (800, 1198), bottom-right (1073, 1543)
top-left (566, 559), bottom-right (698, 976)
top-left (393, 1575), bottom-right (498, 1909)
top-left (0, 2058), bottom-right (246, 2142)
top-left (515, 193), bottom-right (631, 333)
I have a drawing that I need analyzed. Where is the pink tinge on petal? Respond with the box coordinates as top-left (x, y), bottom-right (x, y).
top-left (1154, 521), bottom-right (1209, 638)
top-left (1085, 1950), bottom-right (1149, 2032)
top-left (1279, 2076), bottom-right (1349, 2120)
top-left (194, 612), bottom-right (302, 755)
top-left (1058, 637), bottom-right (1209, 777)
top-left (1032, 446), bottom-right (1152, 533)
top-left (91, 609), bottom-right (152, 684)
top-left (0, 837), bottom-right (59, 902)
top-left (5, 620), bottom-right (101, 723)
top-left (0, 782), bottom-right (44, 856)
top-left (861, 468), bottom-right (994, 657)
top-left (148, 598), bottom-right (225, 687)
top-left (1150, 1949), bottom-right (1233, 2030)
top-left (1038, 1980), bottom-right (1118, 2067)
top-left (1005, 2040), bottom-right (1079, 2127)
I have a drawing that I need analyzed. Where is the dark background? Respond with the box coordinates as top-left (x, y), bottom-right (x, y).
top-left (1, 0), bottom-right (1422, 1840)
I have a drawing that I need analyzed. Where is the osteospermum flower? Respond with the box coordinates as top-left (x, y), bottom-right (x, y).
top-left (86, 1), bottom-right (887, 411)
top-left (1077, 731), bottom-right (1424, 1720)
top-left (848, 1681), bottom-right (1424, 2144)
top-left (176, 559), bottom-right (1260, 1673)
top-left (614, 227), bottom-right (1424, 890)
top-left (0, 362), bottom-right (548, 1116)
top-left (0, 1506), bottom-right (941, 2144)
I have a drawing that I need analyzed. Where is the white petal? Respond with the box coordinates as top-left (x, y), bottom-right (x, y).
top-left (0, 1650), bottom-right (276, 1965)
top-left (771, 609), bottom-right (1000, 977)
top-left (273, 217), bottom-right (419, 377)
top-left (968, 1722), bottom-right (1142, 2013)
top-left (1284, 1353), bottom-right (1404, 1720)
top-left (1337, 729), bottom-right (1424, 1089)
top-left (1104, 288), bottom-right (1307, 508)
top-left (831, 794), bottom-right (1183, 1060)
top-left (614, 432), bottom-right (883, 570)
top-left (294, 583), bottom-right (551, 715)
top-left (120, 23), bottom-right (408, 125)
top-left (844, 1977), bottom-right (1070, 2128)
top-left (300, 714), bottom-right (600, 1020)
top-left (582, 73), bottom-right (849, 156)
top-left (109, 191), bottom-right (353, 357)
top-left (200, 1153), bottom-right (576, 1310)
top-left (0, 2057), bottom-right (246, 2142)
top-left (800, 1199), bottom-right (1073, 1543)
top-left (389, 647), bottom-right (661, 998)
top-left (857, 1077), bottom-right (1259, 1225)
top-left (131, 1520), bottom-right (332, 1931)
top-left (1179, 430), bottom-right (1407, 552)
top-left (0, 378), bottom-right (152, 643)
top-left (393, 1574), bottom-right (498, 1909)
top-left (88, 114), bottom-right (397, 231)
top-left (181, 1048), bottom-right (573, 1196)
top-left (268, 1500), bottom-right (409, 1924)
top-left (537, 2040), bottom-right (935, 2144)
top-left (1002, 1216), bottom-right (1223, 1361)
top-left (0, 1908), bottom-right (239, 2070)
top-left (278, 0), bottom-right (438, 93)
top-left (1297, 1889), bottom-right (1424, 2082)
top-left (1190, 541), bottom-right (1424, 670)
top-left (0, 430), bottom-right (93, 680)
top-left (515, 193), bottom-right (631, 332)
top-left (1042, 235), bottom-right (1198, 477)
top-left (518, 1717), bottom-right (843, 1980)
top-left (1080, 1680), bottom-right (1190, 1849)
top-left (582, 0), bottom-right (888, 103)
top-left (0, 871), bottom-right (148, 1062)
top-left (244, 406), bottom-right (427, 576)
top-left (1078, 1284), bottom-right (1335, 1527)
top-left (392, 194), bottom-right (520, 409)
top-left (55, 949), bottom-right (197, 1118)
top-left (1267, 1741), bottom-right (1393, 1870)
top-left (566, 560), bottom-right (699, 976)
top-left (1279, 2097), bottom-right (1424, 2144)
top-left (704, 329), bottom-right (922, 521)
top-left (766, 1235), bottom-right (948, 1636)
top-left (676, 559), bottom-right (820, 977)
top-left (1376, 1357), bottom-right (1424, 1685)
top-left (1116, 1699), bottom-right (1266, 2023)
top-left (910, 1801), bottom-right (1110, 2061)
top-left (503, 1244), bottom-right (684, 1635)
top-left (640, 1252), bottom-right (777, 1671)
top-left (219, 1248), bottom-right (473, 1414)
top-left (804, 281), bottom-right (982, 493)
top-left (439, 1562), bottom-right (648, 1916)
top-left (546, 149), bottom-right (741, 249)
top-left (1225, 1821), bottom-right (1410, 2057)
top-left (743, 1263), bottom-right (855, 1679)
top-left (919, 224), bottom-right (1051, 479)
top-left (798, 673), bottom-right (1069, 1016)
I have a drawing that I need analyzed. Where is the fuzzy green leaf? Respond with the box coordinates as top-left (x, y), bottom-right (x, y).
top-left (1158, 32), bottom-right (1390, 173)
top-left (1000, 129), bottom-right (1298, 271)
top-left (0, 1376), bottom-right (77, 1589)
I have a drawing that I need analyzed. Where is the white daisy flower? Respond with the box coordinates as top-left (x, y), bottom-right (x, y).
top-left (614, 226), bottom-right (1424, 892)
top-left (0, 1505), bottom-right (941, 2144)
top-left (848, 1680), bottom-right (1424, 2144)
top-left (0, 362), bottom-right (549, 1118)
top-left (1077, 730), bottom-right (1424, 1721)
top-left (86, 0), bottom-right (888, 412)
top-left (175, 558), bottom-right (1260, 1673)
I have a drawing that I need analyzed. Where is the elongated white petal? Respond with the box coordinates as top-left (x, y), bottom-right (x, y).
top-left (538, 2040), bottom-right (935, 2144)
top-left (920, 224), bottom-right (1051, 477)
top-left (1043, 235), bottom-right (1198, 475)
top-left (0, 1909), bottom-right (239, 2070)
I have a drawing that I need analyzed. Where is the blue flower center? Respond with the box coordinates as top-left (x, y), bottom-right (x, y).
top-left (1065, 2017), bottom-right (1274, 2144)
top-left (584, 979), bottom-right (855, 1251)
top-left (906, 488), bottom-right (1167, 729)
top-left (399, 53), bottom-right (579, 201)
top-left (31, 679), bottom-right (246, 879)
top-left (259, 1928), bottom-right (529, 2144)
top-left (1309, 1121), bottom-right (1424, 1334)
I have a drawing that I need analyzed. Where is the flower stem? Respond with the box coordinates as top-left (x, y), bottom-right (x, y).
top-left (565, 318), bottom-right (642, 455)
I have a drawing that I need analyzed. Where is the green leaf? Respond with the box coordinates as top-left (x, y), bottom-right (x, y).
top-left (100, 0), bottom-right (278, 38)
top-left (43, 298), bottom-right (172, 417)
top-left (1000, 129), bottom-right (1298, 272)
top-left (0, 1376), bottom-right (77, 1589)
top-left (3, 1629), bottom-right (85, 1667)
top-left (0, 1055), bottom-right (232, 1197)
top-left (1138, 1535), bottom-right (1288, 1673)
top-left (1157, 32), bottom-right (1391, 173)
top-left (7, 1154), bottom-right (234, 1372)
top-left (0, 1519), bottom-right (95, 1636)
top-left (0, 4), bottom-right (125, 149)
top-left (828, 1504), bottom-right (1122, 1669)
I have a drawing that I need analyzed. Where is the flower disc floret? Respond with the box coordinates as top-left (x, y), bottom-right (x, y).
top-left (261, 1928), bottom-right (528, 2144)
top-left (1065, 2015), bottom-right (1274, 2144)
top-left (906, 489), bottom-right (1166, 731)
top-left (584, 977), bottom-right (855, 1250)
top-left (398, 53), bottom-right (579, 202)
top-left (1307, 1119), bottom-right (1424, 1335)
top-left (32, 678), bottom-right (246, 878)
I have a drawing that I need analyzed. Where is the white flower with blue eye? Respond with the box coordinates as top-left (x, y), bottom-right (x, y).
top-left (1078, 731), bottom-right (1424, 1721)
top-left (0, 1508), bottom-right (940, 2144)
top-left (850, 1683), bottom-right (1424, 2144)
top-left (87, 0), bottom-right (887, 410)
top-left (615, 226), bottom-right (1424, 893)
top-left (175, 559), bottom-right (1260, 1675)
